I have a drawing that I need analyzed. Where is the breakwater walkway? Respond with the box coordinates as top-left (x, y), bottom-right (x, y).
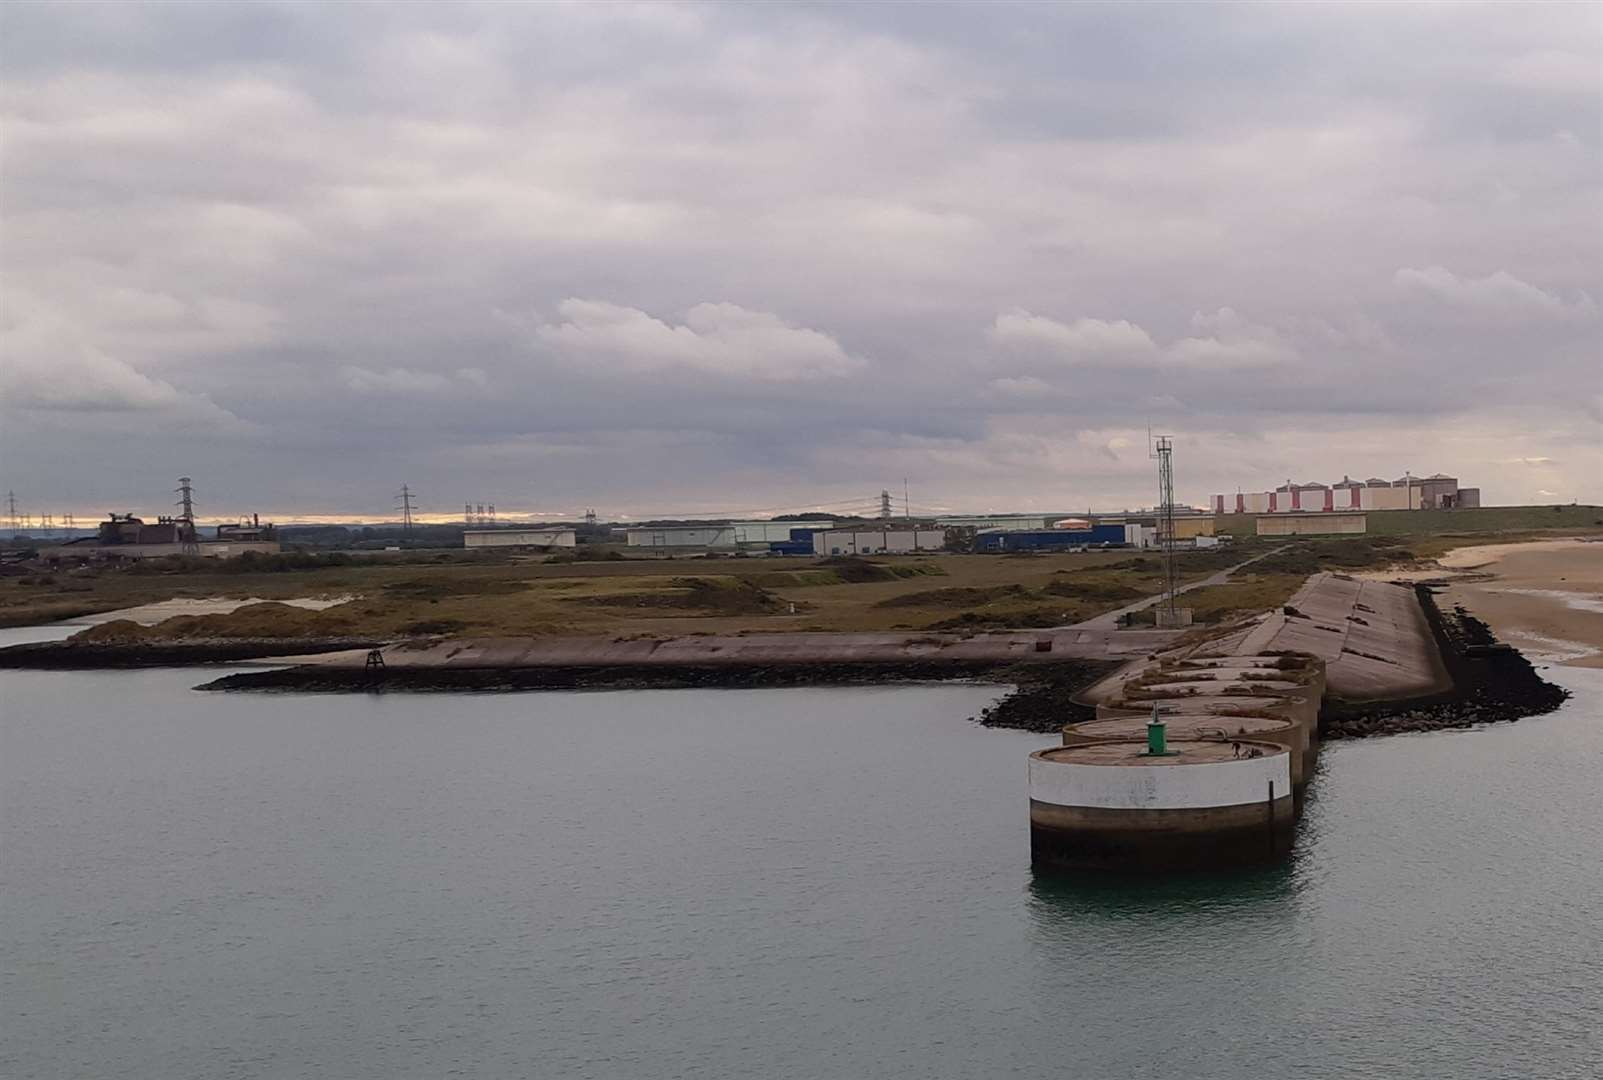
top-left (1201, 572), bottom-right (1451, 702)
top-left (1076, 572), bottom-right (1449, 710)
top-left (244, 625), bottom-right (1179, 672)
top-left (193, 625), bottom-right (1179, 691)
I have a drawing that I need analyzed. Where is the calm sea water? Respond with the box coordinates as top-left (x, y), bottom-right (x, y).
top-left (2, 663), bottom-right (1599, 1079)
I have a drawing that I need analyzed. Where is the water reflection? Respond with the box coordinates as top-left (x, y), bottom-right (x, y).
top-left (1025, 860), bottom-right (1299, 936)
top-left (0, 621), bottom-right (84, 648)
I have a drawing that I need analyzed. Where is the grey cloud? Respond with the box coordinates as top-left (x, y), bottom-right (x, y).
top-left (339, 365), bottom-right (489, 397)
top-left (533, 299), bottom-right (863, 382)
top-left (990, 306), bottom-right (1292, 373)
top-left (1, 1), bottom-right (1599, 517)
top-left (1393, 266), bottom-right (1596, 321)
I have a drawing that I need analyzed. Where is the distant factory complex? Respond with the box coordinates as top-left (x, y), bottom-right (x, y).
top-left (43, 513), bottom-right (281, 562)
top-left (620, 523), bottom-right (947, 555)
top-left (7, 465), bottom-right (1489, 562)
top-left (1212, 474), bottom-right (1478, 515)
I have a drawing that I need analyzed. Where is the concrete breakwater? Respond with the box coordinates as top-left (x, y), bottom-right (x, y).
top-left (0, 637), bottom-right (382, 669)
top-left (1321, 589), bottom-right (1568, 738)
top-left (1027, 573), bottom-right (1572, 874)
top-left (1028, 651), bottom-right (1320, 873)
top-left (1093, 653), bottom-right (1323, 787)
top-left (184, 627), bottom-right (1164, 691)
top-left (198, 658), bottom-right (1119, 696)
top-left (1199, 573), bottom-right (1449, 703)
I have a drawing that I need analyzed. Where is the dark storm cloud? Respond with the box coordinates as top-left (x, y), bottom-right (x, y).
top-left (2, 0), bottom-right (1599, 520)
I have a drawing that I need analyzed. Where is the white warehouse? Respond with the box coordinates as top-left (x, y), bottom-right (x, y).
top-left (811, 528), bottom-right (946, 556)
top-left (624, 525), bottom-right (737, 549)
top-left (730, 521), bottom-right (813, 544)
top-left (935, 515), bottom-right (1051, 531)
top-left (463, 528), bottom-right (577, 549)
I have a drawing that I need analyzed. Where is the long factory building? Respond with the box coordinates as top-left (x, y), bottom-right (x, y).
top-left (1212, 473), bottom-right (1478, 515)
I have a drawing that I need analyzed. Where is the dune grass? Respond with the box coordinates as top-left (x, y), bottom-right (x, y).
top-left (11, 524), bottom-right (1591, 641)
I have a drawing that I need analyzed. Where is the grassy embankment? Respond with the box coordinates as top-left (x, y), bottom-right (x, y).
top-left (4, 546), bottom-right (1251, 641)
top-left (1215, 504), bottom-right (1603, 544)
top-left (1177, 539), bottom-right (1402, 624)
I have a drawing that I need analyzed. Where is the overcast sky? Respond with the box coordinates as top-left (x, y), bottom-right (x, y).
top-left (3, 1), bottom-right (1599, 522)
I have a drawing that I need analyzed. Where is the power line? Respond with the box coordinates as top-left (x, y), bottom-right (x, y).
top-left (396, 484), bottom-right (416, 533)
top-left (176, 477), bottom-right (200, 555)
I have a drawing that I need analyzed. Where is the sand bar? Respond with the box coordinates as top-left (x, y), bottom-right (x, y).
top-left (65, 595), bottom-right (354, 627)
top-left (1436, 540), bottom-right (1603, 668)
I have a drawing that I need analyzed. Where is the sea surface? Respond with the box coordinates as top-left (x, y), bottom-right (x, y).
top-left (2, 661), bottom-right (1600, 1079)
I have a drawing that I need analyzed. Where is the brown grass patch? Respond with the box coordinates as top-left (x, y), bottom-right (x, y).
top-left (874, 585), bottom-right (1030, 609)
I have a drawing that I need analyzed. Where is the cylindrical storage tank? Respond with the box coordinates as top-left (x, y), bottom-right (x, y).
top-left (1028, 740), bottom-right (1295, 873)
top-left (1062, 712), bottom-right (1307, 791)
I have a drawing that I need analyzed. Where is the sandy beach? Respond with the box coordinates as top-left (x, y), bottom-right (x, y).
top-left (1434, 540), bottom-right (1603, 668)
top-left (63, 595), bottom-right (355, 627)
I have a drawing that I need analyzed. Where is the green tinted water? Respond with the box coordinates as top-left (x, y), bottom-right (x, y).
top-left (3, 667), bottom-right (1598, 1078)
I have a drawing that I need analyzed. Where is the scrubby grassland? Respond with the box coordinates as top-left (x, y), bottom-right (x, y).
top-left (4, 547), bottom-right (1214, 640)
top-left (1174, 574), bottom-right (1311, 625)
top-left (0, 550), bottom-right (493, 627)
top-left (7, 524), bottom-right (1593, 643)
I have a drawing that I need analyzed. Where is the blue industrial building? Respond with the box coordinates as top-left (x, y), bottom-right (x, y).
top-left (766, 527), bottom-right (823, 556)
top-left (976, 524), bottom-right (1127, 552)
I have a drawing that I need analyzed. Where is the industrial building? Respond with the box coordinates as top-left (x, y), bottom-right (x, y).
top-left (463, 527), bottom-right (577, 550)
top-left (624, 521), bottom-right (905, 555)
top-left (976, 523), bottom-right (1130, 552)
top-left (45, 513), bottom-right (281, 561)
top-left (624, 525), bottom-right (738, 550)
top-left (935, 515), bottom-right (1052, 531)
top-left (811, 527), bottom-right (946, 556)
top-left (1212, 474), bottom-right (1479, 514)
top-left (1257, 513), bottom-right (1367, 536)
top-left (731, 521), bottom-right (822, 545)
top-left (1159, 517), bottom-right (1216, 541)
top-left (759, 527), bottom-right (826, 556)
top-left (215, 516), bottom-right (276, 543)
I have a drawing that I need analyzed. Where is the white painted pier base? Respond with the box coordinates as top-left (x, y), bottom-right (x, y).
top-left (1028, 740), bottom-right (1295, 873)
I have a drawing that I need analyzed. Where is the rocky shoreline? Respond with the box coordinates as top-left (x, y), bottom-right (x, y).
top-left (969, 664), bottom-right (1112, 733)
top-left (0, 637), bottom-right (382, 669)
top-left (194, 659), bottom-right (1051, 694)
top-left (1320, 585), bottom-right (1569, 739)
